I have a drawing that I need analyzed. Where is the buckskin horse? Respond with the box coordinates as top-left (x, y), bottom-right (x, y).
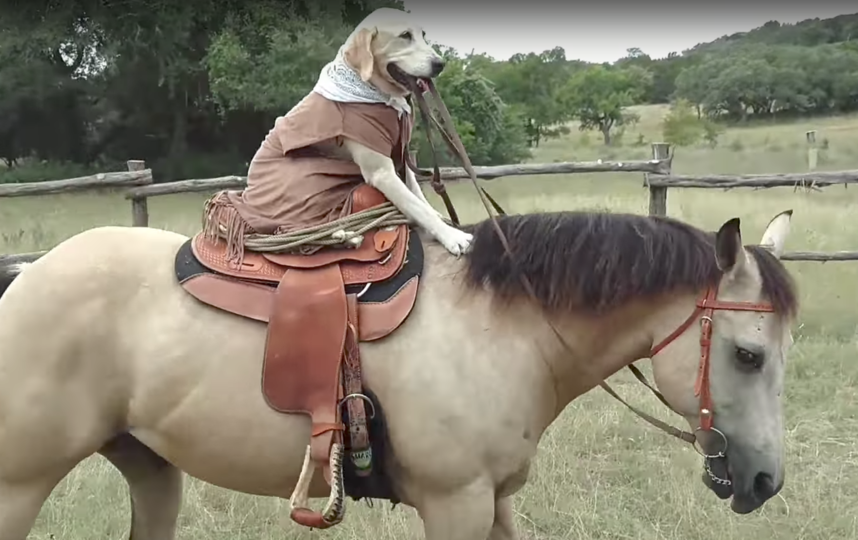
top-left (0, 201), bottom-right (797, 540)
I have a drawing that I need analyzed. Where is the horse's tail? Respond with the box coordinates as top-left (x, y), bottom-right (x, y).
top-left (0, 262), bottom-right (28, 300)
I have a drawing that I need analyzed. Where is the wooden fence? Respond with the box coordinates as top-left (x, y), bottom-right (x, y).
top-left (3, 143), bottom-right (858, 269)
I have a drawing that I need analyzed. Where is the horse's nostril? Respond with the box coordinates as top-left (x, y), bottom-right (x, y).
top-left (753, 472), bottom-right (777, 500)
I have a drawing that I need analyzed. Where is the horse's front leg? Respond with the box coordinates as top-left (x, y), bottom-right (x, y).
top-left (488, 496), bottom-right (519, 540)
top-left (417, 479), bottom-right (495, 540)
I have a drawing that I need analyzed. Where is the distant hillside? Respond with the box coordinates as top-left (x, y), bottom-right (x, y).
top-left (607, 12), bottom-right (858, 118)
top-left (687, 13), bottom-right (858, 53)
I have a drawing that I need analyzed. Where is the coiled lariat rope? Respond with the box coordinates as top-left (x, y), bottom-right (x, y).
top-left (211, 202), bottom-right (411, 254)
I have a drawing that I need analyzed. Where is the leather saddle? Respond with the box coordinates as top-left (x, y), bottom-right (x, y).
top-left (174, 184), bottom-right (423, 525)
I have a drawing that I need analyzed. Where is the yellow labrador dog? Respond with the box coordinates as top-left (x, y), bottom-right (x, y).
top-left (333, 8), bottom-right (474, 256)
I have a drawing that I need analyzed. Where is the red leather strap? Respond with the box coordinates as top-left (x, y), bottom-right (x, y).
top-left (649, 286), bottom-right (774, 435)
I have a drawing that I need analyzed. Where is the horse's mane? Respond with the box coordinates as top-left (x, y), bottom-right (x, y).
top-left (461, 211), bottom-right (798, 316)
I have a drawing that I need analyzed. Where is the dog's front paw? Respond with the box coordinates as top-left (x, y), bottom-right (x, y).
top-left (438, 226), bottom-right (473, 257)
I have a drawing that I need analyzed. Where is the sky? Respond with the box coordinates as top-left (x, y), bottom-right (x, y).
top-left (401, 1), bottom-right (858, 63)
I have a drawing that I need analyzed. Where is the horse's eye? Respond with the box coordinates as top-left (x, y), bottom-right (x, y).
top-left (735, 346), bottom-right (763, 369)
top-left (400, 31), bottom-right (412, 41)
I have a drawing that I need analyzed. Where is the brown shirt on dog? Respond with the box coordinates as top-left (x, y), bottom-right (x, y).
top-left (225, 92), bottom-right (413, 234)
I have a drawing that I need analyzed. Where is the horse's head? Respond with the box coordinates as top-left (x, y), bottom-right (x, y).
top-left (649, 210), bottom-right (796, 514)
top-left (341, 7), bottom-right (444, 97)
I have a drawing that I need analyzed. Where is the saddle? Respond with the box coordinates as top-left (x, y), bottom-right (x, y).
top-left (175, 184), bottom-right (423, 529)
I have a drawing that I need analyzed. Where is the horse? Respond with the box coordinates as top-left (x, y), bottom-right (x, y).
top-left (0, 206), bottom-right (797, 540)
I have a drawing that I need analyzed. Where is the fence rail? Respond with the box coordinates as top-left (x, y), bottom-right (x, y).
top-left (2, 144), bottom-right (857, 266)
top-left (647, 170), bottom-right (858, 189)
top-left (0, 167), bottom-right (153, 198)
top-left (122, 158), bottom-right (671, 200)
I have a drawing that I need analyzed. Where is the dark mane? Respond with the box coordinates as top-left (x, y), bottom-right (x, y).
top-left (462, 211), bottom-right (798, 317)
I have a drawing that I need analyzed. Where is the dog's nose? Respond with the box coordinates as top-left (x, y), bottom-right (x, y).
top-left (430, 58), bottom-right (445, 77)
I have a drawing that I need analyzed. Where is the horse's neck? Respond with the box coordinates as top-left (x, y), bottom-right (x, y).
top-left (540, 292), bottom-right (698, 417)
top-left (417, 242), bottom-right (698, 441)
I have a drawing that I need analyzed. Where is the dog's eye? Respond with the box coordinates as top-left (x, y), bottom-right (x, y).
top-left (735, 346), bottom-right (764, 370)
top-left (399, 31), bottom-right (412, 41)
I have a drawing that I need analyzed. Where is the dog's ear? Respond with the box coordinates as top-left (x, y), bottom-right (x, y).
top-left (344, 27), bottom-right (377, 81)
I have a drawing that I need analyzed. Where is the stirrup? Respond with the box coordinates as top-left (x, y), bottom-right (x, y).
top-left (288, 443), bottom-right (346, 529)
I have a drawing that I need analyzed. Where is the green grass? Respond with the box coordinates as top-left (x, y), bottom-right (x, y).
top-left (5, 105), bottom-right (858, 539)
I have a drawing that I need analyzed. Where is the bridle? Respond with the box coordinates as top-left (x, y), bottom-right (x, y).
top-left (405, 79), bottom-right (777, 473)
top-left (628, 287), bottom-right (775, 458)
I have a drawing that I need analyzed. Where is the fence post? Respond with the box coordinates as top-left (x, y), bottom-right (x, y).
top-left (647, 142), bottom-right (670, 216)
top-left (127, 160), bottom-right (149, 227)
top-left (806, 130), bottom-right (817, 172)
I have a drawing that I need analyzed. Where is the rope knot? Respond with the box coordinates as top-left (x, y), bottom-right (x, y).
top-left (331, 229), bottom-right (364, 248)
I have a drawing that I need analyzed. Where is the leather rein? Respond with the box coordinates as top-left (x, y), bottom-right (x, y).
top-left (404, 80), bottom-right (776, 453)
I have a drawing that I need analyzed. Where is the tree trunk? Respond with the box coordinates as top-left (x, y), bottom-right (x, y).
top-left (166, 99), bottom-right (188, 182)
top-left (601, 126), bottom-right (612, 146)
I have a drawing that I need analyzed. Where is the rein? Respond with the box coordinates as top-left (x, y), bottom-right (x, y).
top-left (405, 87), bottom-right (506, 225)
top-left (405, 80), bottom-right (776, 455)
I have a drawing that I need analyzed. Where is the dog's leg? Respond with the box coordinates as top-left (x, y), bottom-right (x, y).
top-left (343, 139), bottom-right (472, 256)
top-left (404, 165), bottom-right (446, 220)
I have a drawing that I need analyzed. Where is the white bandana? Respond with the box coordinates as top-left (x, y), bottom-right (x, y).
top-left (312, 52), bottom-right (411, 117)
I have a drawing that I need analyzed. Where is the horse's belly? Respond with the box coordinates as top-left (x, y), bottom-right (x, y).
top-left (130, 397), bottom-right (332, 499)
top-left (126, 297), bottom-right (335, 499)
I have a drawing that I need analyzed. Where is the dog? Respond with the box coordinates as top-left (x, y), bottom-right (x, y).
top-left (214, 8), bottom-right (472, 258)
top-left (308, 9), bottom-right (473, 257)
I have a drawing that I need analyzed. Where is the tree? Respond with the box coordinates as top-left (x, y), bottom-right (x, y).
top-left (0, 3), bottom-right (101, 166)
top-left (562, 65), bottom-right (650, 145)
top-left (0, 0), bottom-right (406, 180)
top-left (409, 53), bottom-right (530, 167)
top-left (670, 42), bottom-right (858, 121)
top-left (485, 47), bottom-right (578, 147)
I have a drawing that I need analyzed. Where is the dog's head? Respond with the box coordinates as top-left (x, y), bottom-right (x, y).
top-left (341, 8), bottom-right (444, 96)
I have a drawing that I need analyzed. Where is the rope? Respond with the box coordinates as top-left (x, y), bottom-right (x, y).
top-left (219, 202), bottom-right (411, 254)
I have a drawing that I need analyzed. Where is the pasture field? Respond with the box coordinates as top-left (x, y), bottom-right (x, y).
top-left (3, 104), bottom-right (858, 539)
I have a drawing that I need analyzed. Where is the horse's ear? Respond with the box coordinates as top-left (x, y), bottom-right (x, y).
top-left (344, 27), bottom-right (377, 81)
top-left (715, 217), bottom-right (747, 275)
top-left (759, 209), bottom-right (792, 259)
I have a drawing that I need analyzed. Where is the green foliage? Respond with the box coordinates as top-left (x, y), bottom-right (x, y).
top-left (702, 121), bottom-right (725, 148)
top-left (672, 40), bottom-right (858, 122)
top-left (410, 58), bottom-right (531, 166)
top-left (5, 4), bottom-right (858, 182)
top-left (562, 65), bottom-right (649, 145)
top-left (474, 47), bottom-right (579, 147)
top-left (0, 0), bottom-right (407, 181)
top-left (661, 99), bottom-right (724, 147)
top-left (691, 14), bottom-right (858, 51)
top-left (206, 20), bottom-right (348, 113)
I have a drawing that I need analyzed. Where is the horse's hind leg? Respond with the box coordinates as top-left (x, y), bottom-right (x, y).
top-left (99, 433), bottom-right (183, 540)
